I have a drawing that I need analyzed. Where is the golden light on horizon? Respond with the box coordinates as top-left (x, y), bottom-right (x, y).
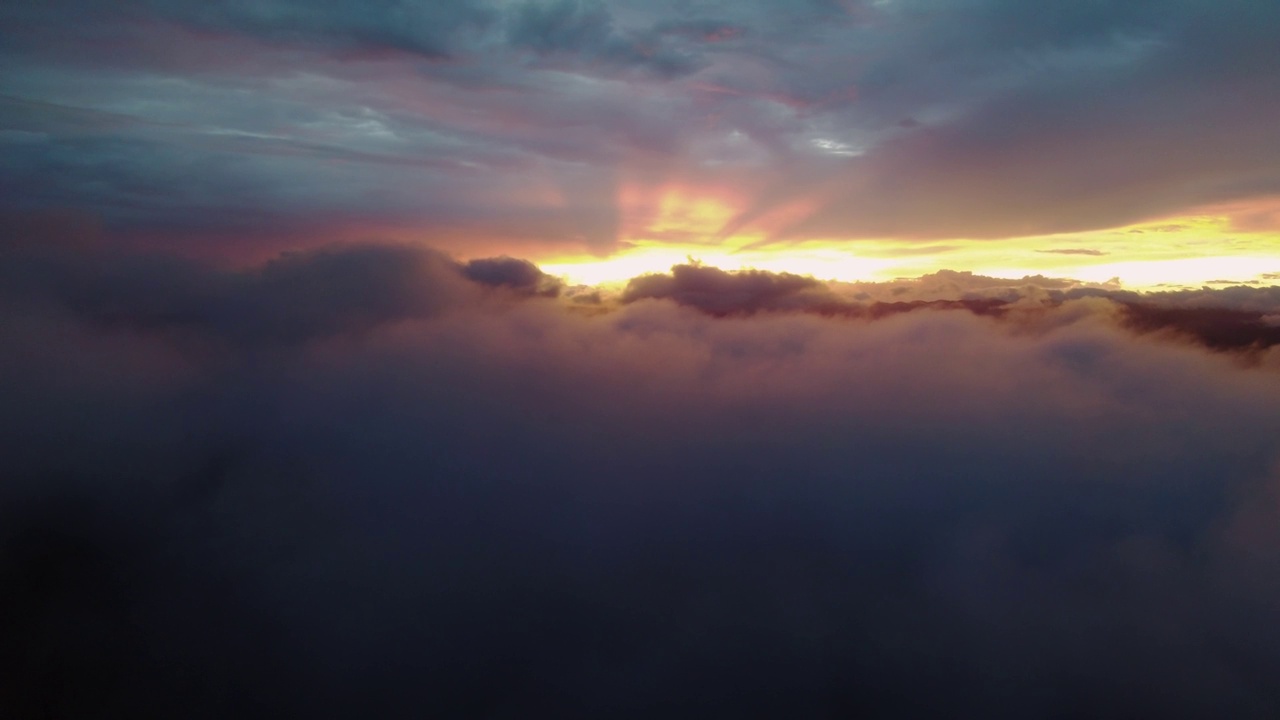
top-left (540, 242), bottom-right (900, 287)
top-left (532, 201), bottom-right (1280, 291)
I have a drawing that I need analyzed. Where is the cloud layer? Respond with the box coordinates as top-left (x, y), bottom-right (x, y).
top-left (3, 240), bottom-right (1280, 716)
top-left (6, 3), bottom-right (1280, 712)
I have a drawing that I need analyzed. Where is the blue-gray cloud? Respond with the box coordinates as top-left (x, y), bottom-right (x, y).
top-left (4, 0), bottom-right (1278, 249)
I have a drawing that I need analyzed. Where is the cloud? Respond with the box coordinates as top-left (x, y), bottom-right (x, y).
top-left (506, 0), bottom-right (704, 78)
top-left (0, 240), bottom-right (577, 348)
top-left (621, 262), bottom-right (851, 315)
top-left (4, 0), bottom-right (1278, 250)
top-left (4, 0), bottom-right (1280, 709)
top-left (1129, 285), bottom-right (1280, 313)
top-left (1116, 302), bottom-right (1280, 352)
top-left (614, 265), bottom-right (1280, 357)
top-left (463, 255), bottom-right (564, 297)
top-left (134, 0), bottom-right (496, 60)
top-left (725, 0), bottom-right (1280, 240)
top-left (3, 243), bottom-right (1280, 715)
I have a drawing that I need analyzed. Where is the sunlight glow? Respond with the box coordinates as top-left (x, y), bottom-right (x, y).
top-left (541, 244), bottom-right (898, 287)
top-left (529, 190), bottom-right (1280, 291)
top-left (1061, 255), bottom-right (1280, 289)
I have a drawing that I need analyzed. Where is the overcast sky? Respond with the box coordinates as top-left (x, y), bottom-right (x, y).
top-left (4, 0), bottom-right (1280, 261)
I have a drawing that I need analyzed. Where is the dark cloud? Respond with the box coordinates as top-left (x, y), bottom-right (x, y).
top-left (1117, 302), bottom-right (1280, 353)
top-left (651, 18), bottom-right (746, 43)
top-left (1129, 284), bottom-right (1280, 313)
top-left (52, 0), bottom-right (494, 61)
top-left (506, 0), bottom-right (705, 78)
top-left (614, 265), bottom-right (1280, 358)
top-left (619, 264), bottom-right (1033, 321)
top-left (508, 0), bottom-right (617, 54)
top-left (3, 241), bottom-right (1280, 716)
top-left (4, 0), bottom-right (1280, 707)
top-left (463, 255), bottom-right (564, 297)
top-left (0, 240), bottom-right (579, 349)
top-left (622, 262), bottom-right (852, 315)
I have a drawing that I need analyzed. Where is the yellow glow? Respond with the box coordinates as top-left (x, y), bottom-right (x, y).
top-left (542, 243), bottom-right (899, 287)
top-left (541, 186), bottom-right (902, 286)
top-left (541, 247), bottom-right (713, 287)
top-left (1038, 255), bottom-right (1280, 288)
top-left (648, 191), bottom-right (736, 235)
top-left (946, 214), bottom-right (1280, 289)
top-left (528, 189), bottom-right (1280, 291)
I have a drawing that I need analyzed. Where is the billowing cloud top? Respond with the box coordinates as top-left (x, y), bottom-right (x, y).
top-left (3, 0), bottom-right (1280, 258)
top-left (3, 235), bottom-right (1280, 715)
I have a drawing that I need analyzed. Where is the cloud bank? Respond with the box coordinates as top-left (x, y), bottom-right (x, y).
top-left (3, 240), bottom-right (1280, 717)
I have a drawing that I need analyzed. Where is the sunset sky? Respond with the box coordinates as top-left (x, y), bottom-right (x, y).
top-left (3, 2), bottom-right (1280, 717)
top-left (3, 0), bottom-right (1279, 287)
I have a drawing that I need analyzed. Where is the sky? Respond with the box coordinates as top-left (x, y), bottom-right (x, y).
top-left (3, 1), bottom-right (1280, 717)
top-left (3, 0), bottom-right (1280, 286)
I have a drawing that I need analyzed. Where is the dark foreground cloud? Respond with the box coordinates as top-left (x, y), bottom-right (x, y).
top-left (463, 255), bottom-right (564, 297)
top-left (0, 241), bottom-right (479, 348)
top-left (3, 243), bottom-right (1280, 717)
top-left (622, 262), bottom-right (850, 315)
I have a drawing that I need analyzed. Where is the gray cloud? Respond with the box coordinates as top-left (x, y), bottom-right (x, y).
top-left (0, 240), bottom-right (582, 348)
top-left (611, 264), bottom-right (1280, 357)
top-left (463, 255), bottom-right (564, 297)
top-left (137, 0), bottom-right (495, 60)
top-left (506, 0), bottom-right (705, 78)
top-left (750, 0), bottom-right (1280, 239)
top-left (622, 262), bottom-right (851, 315)
top-left (3, 242), bottom-right (1280, 716)
top-left (4, 0), bottom-right (1277, 249)
top-left (5, 234), bottom-right (1280, 716)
